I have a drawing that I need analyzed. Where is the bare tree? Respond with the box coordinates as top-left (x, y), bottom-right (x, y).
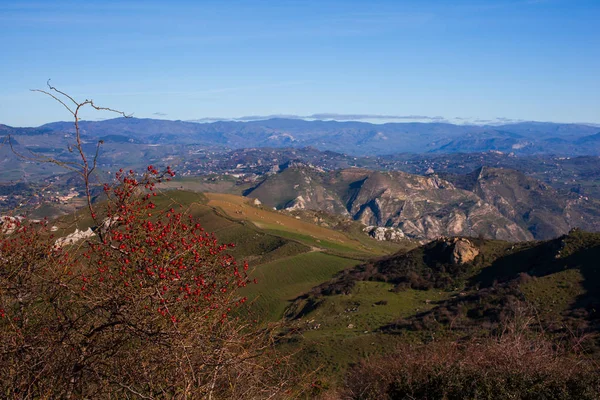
top-left (25, 79), bottom-right (132, 220)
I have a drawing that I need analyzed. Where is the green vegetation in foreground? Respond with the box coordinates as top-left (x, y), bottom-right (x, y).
top-left (293, 281), bottom-right (451, 335)
top-left (242, 252), bottom-right (360, 322)
top-left (282, 281), bottom-right (453, 377)
top-left (521, 269), bottom-right (587, 320)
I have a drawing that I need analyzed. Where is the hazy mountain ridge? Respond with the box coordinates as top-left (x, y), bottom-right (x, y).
top-left (3, 118), bottom-right (600, 239)
top-left (6, 117), bottom-right (597, 156)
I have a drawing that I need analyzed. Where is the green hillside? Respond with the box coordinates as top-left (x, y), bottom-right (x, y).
top-left (242, 252), bottom-right (360, 321)
top-left (51, 189), bottom-right (399, 325)
top-left (281, 229), bottom-right (600, 379)
top-left (44, 189), bottom-right (600, 390)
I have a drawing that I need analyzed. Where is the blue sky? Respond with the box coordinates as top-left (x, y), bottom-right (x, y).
top-left (0, 0), bottom-right (599, 126)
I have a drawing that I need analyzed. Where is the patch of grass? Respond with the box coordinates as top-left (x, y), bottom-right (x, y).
top-left (280, 281), bottom-right (452, 380)
top-left (261, 228), bottom-right (374, 259)
top-left (252, 241), bottom-right (311, 265)
top-left (214, 225), bottom-right (312, 263)
top-left (560, 229), bottom-right (600, 258)
top-left (521, 269), bottom-right (586, 319)
top-left (242, 252), bottom-right (360, 322)
top-left (296, 281), bottom-right (451, 335)
top-left (285, 332), bottom-right (410, 380)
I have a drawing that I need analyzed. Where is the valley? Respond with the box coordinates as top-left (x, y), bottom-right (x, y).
top-left (2, 118), bottom-right (600, 397)
top-left (3, 2), bottom-right (600, 396)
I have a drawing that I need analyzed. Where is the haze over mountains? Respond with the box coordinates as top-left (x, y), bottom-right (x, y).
top-left (3, 116), bottom-right (600, 243)
top-left (187, 113), bottom-right (537, 124)
top-left (4, 117), bottom-right (600, 156)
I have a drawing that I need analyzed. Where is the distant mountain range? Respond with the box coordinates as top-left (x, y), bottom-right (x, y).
top-left (3, 118), bottom-right (600, 156)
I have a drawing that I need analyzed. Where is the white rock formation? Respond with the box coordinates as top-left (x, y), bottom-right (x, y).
top-left (55, 228), bottom-right (95, 247)
top-left (363, 226), bottom-right (405, 242)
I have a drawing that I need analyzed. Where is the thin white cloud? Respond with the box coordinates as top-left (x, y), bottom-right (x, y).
top-left (186, 114), bottom-right (544, 126)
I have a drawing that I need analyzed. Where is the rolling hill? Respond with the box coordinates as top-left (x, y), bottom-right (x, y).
top-left (50, 189), bottom-right (406, 324)
top-left (243, 163), bottom-right (600, 241)
top-left (281, 229), bottom-right (600, 378)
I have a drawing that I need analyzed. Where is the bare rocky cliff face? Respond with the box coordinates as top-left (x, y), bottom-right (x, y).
top-left (335, 169), bottom-right (531, 241)
top-left (442, 167), bottom-right (600, 240)
top-left (245, 164), bottom-right (600, 241)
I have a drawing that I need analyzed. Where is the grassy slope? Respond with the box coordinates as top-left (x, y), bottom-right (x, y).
top-left (282, 281), bottom-right (453, 378)
top-left (54, 190), bottom-right (395, 324)
top-left (204, 192), bottom-right (397, 258)
top-left (242, 252), bottom-right (361, 322)
top-left (277, 231), bottom-right (600, 379)
top-left (521, 269), bottom-right (586, 321)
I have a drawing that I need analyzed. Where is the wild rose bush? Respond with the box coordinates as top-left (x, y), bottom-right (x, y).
top-left (0, 166), bottom-right (292, 399)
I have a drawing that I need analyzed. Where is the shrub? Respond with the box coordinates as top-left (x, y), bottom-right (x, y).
top-left (343, 332), bottom-right (600, 400)
top-left (0, 167), bottom-right (293, 398)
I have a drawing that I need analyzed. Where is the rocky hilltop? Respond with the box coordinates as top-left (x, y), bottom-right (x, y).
top-left (245, 164), bottom-right (600, 241)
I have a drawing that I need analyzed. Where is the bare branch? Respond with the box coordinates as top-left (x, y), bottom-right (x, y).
top-left (45, 79), bottom-right (79, 107)
top-left (8, 135), bottom-right (83, 174)
top-left (27, 81), bottom-right (132, 219)
top-left (30, 89), bottom-right (76, 116)
top-left (88, 140), bottom-right (103, 177)
top-left (89, 100), bottom-right (133, 118)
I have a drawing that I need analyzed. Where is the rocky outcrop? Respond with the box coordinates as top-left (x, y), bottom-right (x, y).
top-left (55, 227), bottom-right (95, 247)
top-left (363, 226), bottom-right (405, 242)
top-left (447, 238), bottom-right (480, 264)
top-left (285, 195), bottom-right (307, 210)
top-left (54, 217), bottom-right (116, 247)
top-left (0, 216), bottom-right (24, 235)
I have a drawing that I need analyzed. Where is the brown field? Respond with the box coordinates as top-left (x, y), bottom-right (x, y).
top-left (204, 192), bottom-right (370, 251)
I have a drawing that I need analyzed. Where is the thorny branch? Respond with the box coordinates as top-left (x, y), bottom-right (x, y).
top-left (27, 79), bottom-right (132, 221)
